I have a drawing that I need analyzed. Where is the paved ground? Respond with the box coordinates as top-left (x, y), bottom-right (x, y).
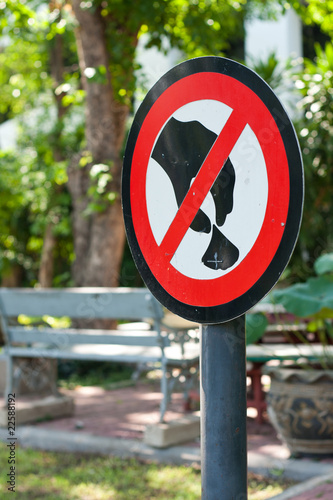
top-left (3, 381), bottom-right (333, 499)
top-left (291, 481), bottom-right (333, 500)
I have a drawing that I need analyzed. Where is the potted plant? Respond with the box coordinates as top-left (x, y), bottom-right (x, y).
top-left (264, 253), bottom-right (333, 456)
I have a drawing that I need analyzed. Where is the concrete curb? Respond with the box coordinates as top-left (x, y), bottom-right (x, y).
top-left (0, 395), bottom-right (74, 426)
top-left (1, 425), bottom-right (333, 485)
top-left (268, 471), bottom-right (333, 500)
top-left (0, 426), bottom-right (201, 466)
top-left (247, 451), bottom-right (333, 482)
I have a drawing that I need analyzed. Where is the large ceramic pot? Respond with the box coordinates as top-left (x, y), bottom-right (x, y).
top-left (264, 366), bottom-right (333, 455)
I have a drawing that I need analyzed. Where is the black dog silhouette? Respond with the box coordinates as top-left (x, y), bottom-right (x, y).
top-left (152, 117), bottom-right (239, 270)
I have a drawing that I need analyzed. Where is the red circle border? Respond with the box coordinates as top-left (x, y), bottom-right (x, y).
top-left (130, 72), bottom-right (290, 307)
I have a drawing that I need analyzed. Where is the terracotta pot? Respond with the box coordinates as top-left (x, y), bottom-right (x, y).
top-left (264, 366), bottom-right (333, 455)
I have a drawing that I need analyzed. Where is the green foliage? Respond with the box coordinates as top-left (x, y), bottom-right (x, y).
top-left (0, 0), bottom-right (79, 120)
top-left (84, 65), bottom-right (108, 84)
top-left (119, 240), bottom-right (144, 287)
top-left (272, 253), bottom-right (333, 368)
top-left (0, 37), bottom-right (50, 120)
top-left (0, 0), bottom-right (36, 37)
top-left (82, 0), bottom-right (249, 106)
top-left (292, 43), bottom-right (333, 272)
top-left (251, 42), bottom-right (333, 283)
top-left (71, 0), bottom-right (286, 106)
top-left (85, 162), bottom-right (118, 215)
top-left (0, 151), bottom-right (32, 279)
top-left (0, 0), bottom-right (84, 285)
top-left (0, 0), bottom-right (320, 287)
top-left (58, 360), bottom-right (134, 389)
top-left (0, 109), bottom-right (78, 285)
top-left (248, 4), bottom-right (333, 283)
top-left (292, 0), bottom-right (333, 40)
top-left (246, 313), bottom-right (268, 345)
top-left (274, 275), bottom-right (333, 319)
top-left (273, 253), bottom-right (333, 320)
top-left (315, 253), bottom-right (333, 276)
top-left (249, 51), bottom-right (295, 92)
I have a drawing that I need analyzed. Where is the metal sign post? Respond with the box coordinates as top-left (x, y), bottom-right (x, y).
top-left (201, 318), bottom-right (247, 499)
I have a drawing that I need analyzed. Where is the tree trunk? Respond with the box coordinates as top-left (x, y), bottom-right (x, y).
top-left (69, 1), bottom-right (128, 288)
top-left (67, 157), bottom-right (126, 288)
top-left (1, 265), bottom-right (23, 287)
top-left (38, 222), bottom-right (56, 287)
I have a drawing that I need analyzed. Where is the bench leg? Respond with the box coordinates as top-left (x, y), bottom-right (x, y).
top-left (4, 354), bottom-right (14, 402)
top-left (159, 359), bottom-right (169, 423)
top-left (132, 362), bottom-right (147, 382)
top-left (184, 389), bottom-right (200, 412)
top-left (247, 362), bottom-right (267, 424)
top-left (159, 362), bottom-right (200, 420)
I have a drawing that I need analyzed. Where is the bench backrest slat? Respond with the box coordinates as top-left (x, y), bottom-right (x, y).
top-left (0, 288), bottom-right (163, 321)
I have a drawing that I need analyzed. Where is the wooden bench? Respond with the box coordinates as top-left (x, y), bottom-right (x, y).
top-left (2, 288), bottom-right (328, 425)
top-left (0, 287), bottom-right (200, 422)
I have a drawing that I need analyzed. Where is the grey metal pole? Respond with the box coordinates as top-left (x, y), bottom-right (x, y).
top-left (200, 316), bottom-right (247, 499)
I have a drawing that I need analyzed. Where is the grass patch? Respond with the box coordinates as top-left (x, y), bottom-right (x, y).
top-left (0, 446), bottom-right (295, 499)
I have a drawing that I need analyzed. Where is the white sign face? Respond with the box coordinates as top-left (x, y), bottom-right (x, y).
top-left (146, 99), bottom-right (268, 279)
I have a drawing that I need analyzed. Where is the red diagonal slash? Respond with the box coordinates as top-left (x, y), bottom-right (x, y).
top-left (158, 109), bottom-right (247, 260)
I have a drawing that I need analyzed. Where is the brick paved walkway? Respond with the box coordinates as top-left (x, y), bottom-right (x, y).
top-left (31, 382), bottom-right (283, 451)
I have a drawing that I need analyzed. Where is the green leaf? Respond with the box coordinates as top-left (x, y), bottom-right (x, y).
top-left (314, 253), bottom-right (333, 276)
top-left (90, 163), bottom-right (109, 178)
top-left (273, 276), bottom-right (333, 318)
top-left (84, 66), bottom-right (108, 84)
top-left (245, 313), bottom-right (268, 345)
top-left (85, 202), bottom-right (106, 214)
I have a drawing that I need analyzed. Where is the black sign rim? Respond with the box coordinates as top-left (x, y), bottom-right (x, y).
top-left (122, 56), bottom-right (304, 324)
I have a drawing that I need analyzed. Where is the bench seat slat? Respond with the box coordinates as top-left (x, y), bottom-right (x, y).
top-left (7, 342), bottom-right (200, 365)
top-left (8, 327), bottom-right (170, 348)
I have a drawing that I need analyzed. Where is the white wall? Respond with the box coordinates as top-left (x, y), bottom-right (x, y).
top-left (135, 35), bottom-right (182, 108)
top-left (245, 7), bottom-right (303, 62)
top-left (245, 8), bottom-right (303, 116)
top-left (0, 119), bottom-right (16, 150)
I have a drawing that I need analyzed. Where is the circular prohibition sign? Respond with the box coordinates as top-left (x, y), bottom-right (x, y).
top-left (122, 57), bottom-right (304, 324)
